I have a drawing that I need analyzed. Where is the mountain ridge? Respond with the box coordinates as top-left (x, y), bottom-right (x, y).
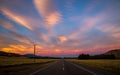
top-left (104, 49), bottom-right (120, 59)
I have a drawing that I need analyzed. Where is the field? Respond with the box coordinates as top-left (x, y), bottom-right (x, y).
top-left (68, 59), bottom-right (120, 74)
top-left (0, 56), bottom-right (57, 66)
top-left (0, 56), bottom-right (58, 75)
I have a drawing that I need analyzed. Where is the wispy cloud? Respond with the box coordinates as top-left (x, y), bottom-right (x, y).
top-left (96, 23), bottom-right (120, 43)
top-left (1, 44), bottom-right (33, 54)
top-left (69, 13), bottom-right (103, 39)
top-left (0, 0), bottom-right (120, 56)
top-left (58, 35), bottom-right (67, 43)
top-left (85, 0), bottom-right (100, 13)
top-left (34, 0), bottom-right (62, 29)
top-left (1, 8), bottom-right (33, 30)
top-left (0, 19), bottom-right (16, 31)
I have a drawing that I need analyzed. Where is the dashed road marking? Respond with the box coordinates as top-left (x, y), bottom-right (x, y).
top-left (62, 67), bottom-right (64, 70)
top-left (30, 61), bottom-right (58, 75)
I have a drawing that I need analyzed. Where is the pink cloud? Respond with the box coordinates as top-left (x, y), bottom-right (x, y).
top-left (0, 20), bottom-right (16, 31)
top-left (34, 0), bottom-right (62, 29)
top-left (96, 23), bottom-right (120, 43)
top-left (0, 8), bottom-right (42, 31)
top-left (69, 14), bottom-right (103, 39)
top-left (58, 35), bottom-right (67, 43)
top-left (1, 8), bottom-right (33, 30)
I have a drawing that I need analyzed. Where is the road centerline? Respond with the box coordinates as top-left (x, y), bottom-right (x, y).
top-left (62, 67), bottom-right (64, 70)
top-left (29, 61), bottom-right (58, 75)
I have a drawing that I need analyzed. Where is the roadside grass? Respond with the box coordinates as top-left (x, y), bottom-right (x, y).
top-left (0, 56), bottom-right (58, 74)
top-left (68, 59), bottom-right (120, 74)
top-left (0, 56), bottom-right (57, 66)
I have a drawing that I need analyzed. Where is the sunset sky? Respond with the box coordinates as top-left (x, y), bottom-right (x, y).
top-left (0, 0), bottom-right (120, 57)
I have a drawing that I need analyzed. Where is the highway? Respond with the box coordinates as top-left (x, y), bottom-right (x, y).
top-left (30, 59), bottom-right (96, 75)
top-left (0, 59), bottom-right (117, 75)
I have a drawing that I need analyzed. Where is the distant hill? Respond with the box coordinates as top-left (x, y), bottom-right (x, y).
top-left (0, 51), bottom-right (60, 58)
top-left (24, 54), bottom-right (60, 59)
top-left (0, 51), bottom-right (23, 57)
top-left (24, 54), bottom-right (41, 58)
top-left (104, 49), bottom-right (120, 59)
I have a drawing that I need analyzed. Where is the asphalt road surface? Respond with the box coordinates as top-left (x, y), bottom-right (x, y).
top-left (30, 59), bottom-right (97, 75)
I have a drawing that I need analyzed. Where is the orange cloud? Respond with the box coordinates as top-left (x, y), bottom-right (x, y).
top-left (54, 49), bottom-right (62, 53)
top-left (46, 11), bottom-right (61, 27)
top-left (1, 44), bottom-right (34, 54)
top-left (58, 35), bottom-right (67, 43)
top-left (2, 48), bottom-right (15, 53)
top-left (34, 0), bottom-right (61, 29)
top-left (36, 45), bottom-right (43, 50)
top-left (1, 43), bottom-right (46, 55)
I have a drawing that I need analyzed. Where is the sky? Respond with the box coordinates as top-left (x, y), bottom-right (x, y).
top-left (0, 0), bottom-right (120, 57)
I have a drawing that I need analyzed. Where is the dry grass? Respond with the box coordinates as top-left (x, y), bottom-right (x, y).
top-left (68, 59), bottom-right (120, 74)
top-left (0, 56), bottom-right (57, 66)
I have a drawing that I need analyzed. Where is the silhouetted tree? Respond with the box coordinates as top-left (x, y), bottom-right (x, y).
top-left (90, 54), bottom-right (115, 59)
top-left (78, 54), bottom-right (115, 59)
top-left (78, 54), bottom-right (90, 59)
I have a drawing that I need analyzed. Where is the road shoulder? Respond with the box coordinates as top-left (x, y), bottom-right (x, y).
top-left (67, 60), bottom-right (118, 75)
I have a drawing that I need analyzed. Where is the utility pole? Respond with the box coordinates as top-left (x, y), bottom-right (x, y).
top-left (33, 43), bottom-right (36, 63)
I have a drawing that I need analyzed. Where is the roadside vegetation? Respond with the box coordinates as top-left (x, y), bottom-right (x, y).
top-left (0, 56), bottom-right (58, 75)
top-left (0, 56), bottom-right (57, 66)
top-left (68, 59), bottom-right (120, 74)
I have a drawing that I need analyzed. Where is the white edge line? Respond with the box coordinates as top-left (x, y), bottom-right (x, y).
top-left (68, 62), bottom-right (97, 75)
top-left (30, 61), bottom-right (58, 75)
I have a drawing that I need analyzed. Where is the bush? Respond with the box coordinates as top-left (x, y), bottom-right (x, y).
top-left (78, 54), bottom-right (90, 59)
top-left (78, 54), bottom-right (115, 59)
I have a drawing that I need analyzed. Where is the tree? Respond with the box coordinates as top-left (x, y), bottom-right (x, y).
top-left (78, 54), bottom-right (90, 59)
